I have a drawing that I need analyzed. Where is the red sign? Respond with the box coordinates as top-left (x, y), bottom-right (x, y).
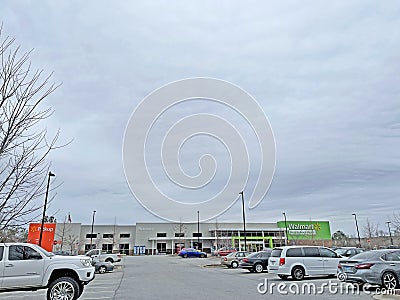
top-left (27, 223), bottom-right (56, 252)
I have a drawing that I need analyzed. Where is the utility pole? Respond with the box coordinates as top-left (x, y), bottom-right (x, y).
top-left (90, 210), bottom-right (96, 249)
top-left (39, 171), bottom-right (55, 247)
top-left (352, 213), bottom-right (361, 247)
top-left (239, 191), bottom-right (247, 251)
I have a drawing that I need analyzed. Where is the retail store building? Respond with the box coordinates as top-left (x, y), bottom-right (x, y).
top-left (52, 221), bottom-right (331, 255)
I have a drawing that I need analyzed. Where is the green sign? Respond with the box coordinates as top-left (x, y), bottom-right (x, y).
top-left (277, 221), bottom-right (331, 240)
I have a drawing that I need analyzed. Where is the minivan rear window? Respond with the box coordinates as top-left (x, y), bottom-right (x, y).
top-left (286, 248), bottom-right (303, 257)
top-left (271, 249), bottom-right (282, 257)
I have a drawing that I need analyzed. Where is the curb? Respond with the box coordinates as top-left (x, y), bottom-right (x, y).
top-left (203, 264), bottom-right (226, 268)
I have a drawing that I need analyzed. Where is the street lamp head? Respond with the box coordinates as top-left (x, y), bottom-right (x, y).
top-left (386, 221), bottom-right (391, 224)
top-left (49, 171), bottom-right (55, 177)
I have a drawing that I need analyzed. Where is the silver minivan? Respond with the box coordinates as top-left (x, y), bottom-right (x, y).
top-left (268, 246), bottom-right (341, 280)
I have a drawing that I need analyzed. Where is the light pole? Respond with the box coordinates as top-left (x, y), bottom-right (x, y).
top-left (197, 210), bottom-right (200, 250)
top-left (386, 221), bottom-right (394, 246)
top-left (38, 171), bottom-right (55, 247)
top-left (352, 213), bottom-right (361, 247)
top-left (239, 191), bottom-right (247, 251)
top-left (283, 212), bottom-right (288, 246)
top-left (90, 210), bottom-right (96, 249)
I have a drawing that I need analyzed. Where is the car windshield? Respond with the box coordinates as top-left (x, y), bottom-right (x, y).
top-left (271, 249), bottom-right (282, 257)
top-left (335, 249), bottom-right (348, 255)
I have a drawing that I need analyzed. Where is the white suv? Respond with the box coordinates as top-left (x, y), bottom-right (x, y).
top-left (268, 246), bottom-right (341, 280)
top-left (0, 243), bottom-right (95, 299)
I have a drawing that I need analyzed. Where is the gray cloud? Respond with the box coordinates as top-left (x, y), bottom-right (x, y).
top-left (1, 0), bottom-right (400, 235)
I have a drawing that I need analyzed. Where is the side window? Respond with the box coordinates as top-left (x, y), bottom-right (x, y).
top-left (383, 252), bottom-right (400, 262)
top-left (286, 248), bottom-right (303, 257)
top-left (319, 248), bottom-right (337, 258)
top-left (9, 245), bottom-right (24, 261)
top-left (0, 246), bottom-right (3, 261)
top-left (303, 247), bottom-right (320, 257)
top-left (25, 246), bottom-right (42, 260)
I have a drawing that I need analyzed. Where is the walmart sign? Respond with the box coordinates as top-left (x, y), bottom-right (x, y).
top-left (277, 221), bottom-right (331, 240)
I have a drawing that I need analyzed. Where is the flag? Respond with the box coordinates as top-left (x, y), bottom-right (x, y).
top-left (68, 212), bottom-right (72, 223)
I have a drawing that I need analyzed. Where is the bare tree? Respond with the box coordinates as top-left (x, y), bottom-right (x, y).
top-left (0, 26), bottom-right (61, 230)
top-left (363, 218), bottom-right (378, 238)
top-left (0, 224), bottom-right (27, 242)
top-left (391, 212), bottom-right (400, 233)
top-left (174, 219), bottom-right (187, 252)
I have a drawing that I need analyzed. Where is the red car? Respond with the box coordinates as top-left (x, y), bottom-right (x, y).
top-left (217, 248), bottom-right (237, 256)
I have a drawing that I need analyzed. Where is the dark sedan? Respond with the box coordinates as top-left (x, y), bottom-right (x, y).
top-left (240, 250), bottom-right (272, 273)
top-left (338, 249), bottom-right (400, 289)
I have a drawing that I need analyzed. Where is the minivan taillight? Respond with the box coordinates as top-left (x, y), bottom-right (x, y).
top-left (279, 258), bottom-right (285, 266)
top-left (355, 263), bottom-right (374, 269)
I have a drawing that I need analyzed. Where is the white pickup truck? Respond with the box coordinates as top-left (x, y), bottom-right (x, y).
top-left (85, 249), bottom-right (121, 263)
top-left (0, 243), bottom-right (95, 300)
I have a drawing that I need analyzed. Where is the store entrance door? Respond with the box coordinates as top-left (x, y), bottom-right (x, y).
top-left (157, 242), bottom-right (167, 254)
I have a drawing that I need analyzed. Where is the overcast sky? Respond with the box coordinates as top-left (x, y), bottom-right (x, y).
top-left (1, 1), bottom-right (399, 237)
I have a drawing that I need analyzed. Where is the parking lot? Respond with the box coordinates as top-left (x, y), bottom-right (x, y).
top-left (0, 255), bottom-right (397, 300)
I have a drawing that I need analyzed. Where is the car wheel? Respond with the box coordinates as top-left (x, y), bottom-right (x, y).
top-left (183, 254), bottom-right (188, 258)
top-left (278, 275), bottom-right (289, 280)
top-left (105, 258), bottom-right (114, 263)
top-left (200, 254), bottom-right (205, 258)
top-left (47, 277), bottom-right (80, 300)
top-left (291, 266), bottom-right (305, 281)
top-left (382, 272), bottom-right (399, 290)
top-left (99, 266), bottom-right (107, 274)
top-left (254, 263), bottom-right (264, 273)
top-left (231, 261), bottom-right (239, 269)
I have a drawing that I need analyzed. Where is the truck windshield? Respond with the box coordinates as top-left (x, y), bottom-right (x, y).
top-left (36, 246), bottom-right (55, 257)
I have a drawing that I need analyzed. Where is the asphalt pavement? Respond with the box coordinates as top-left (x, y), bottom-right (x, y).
top-left (1, 255), bottom-right (399, 300)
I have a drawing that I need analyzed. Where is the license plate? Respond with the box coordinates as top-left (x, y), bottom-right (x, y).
top-left (343, 266), bottom-right (353, 272)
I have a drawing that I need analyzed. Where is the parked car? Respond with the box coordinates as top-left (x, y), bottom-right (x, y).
top-left (338, 249), bottom-right (400, 289)
top-left (178, 248), bottom-right (207, 258)
top-left (216, 247), bottom-right (237, 256)
top-left (334, 247), bottom-right (365, 258)
top-left (268, 246), bottom-right (342, 280)
top-left (93, 260), bottom-right (114, 274)
top-left (85, 248), bottom-right (121, 263)
top-left (221, 251), bottom-right (251, 268)
top-left (240, 250), bottom-right (272, 273)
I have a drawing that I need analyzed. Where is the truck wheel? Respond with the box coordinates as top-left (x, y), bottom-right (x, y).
top-left (105, 258), bottom-right (114, 263)
top-left (47, 277), bottom-right (80, 300)
top-left (78, 283), bottom-right (84, 297)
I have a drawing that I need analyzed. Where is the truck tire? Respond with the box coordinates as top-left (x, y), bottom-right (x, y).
top-left (47, 277), bottom-right (80, 300)
top-left (105, 258), bottom-right (114, 263)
